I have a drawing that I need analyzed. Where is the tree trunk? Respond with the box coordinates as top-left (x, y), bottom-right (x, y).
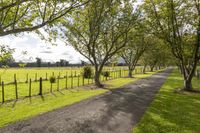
top-left (143, 65), bottom-right (146, 74)
top-left (178, 64), bottom-right (183, 74)
top-left (150, 66), bottom-right (154, 72)
top-left (94, 66), bottom-right (103, 87)
top-left (183, 78), bottom-right (193, 91)
top-left (181, 62), bottom-right (196, 91)
top-left (128, 68), bottom-right (133, 78)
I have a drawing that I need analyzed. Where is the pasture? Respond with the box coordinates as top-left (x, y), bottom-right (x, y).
top-left (0, 67), bottom-right (158, 128)
top-left (0, 66), bottom-right (148, 103)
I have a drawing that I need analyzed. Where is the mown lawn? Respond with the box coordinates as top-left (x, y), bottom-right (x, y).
top-left (0, 70), bottom-right (159, 128)
top-left (133, 70), bottom-right (200, 133)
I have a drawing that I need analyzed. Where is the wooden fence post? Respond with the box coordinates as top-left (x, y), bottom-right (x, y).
top-left (2, 81), bottom-right (4, 103)
top-left (14, 74), bottom-right (16, 82)
top-left (26, 73), bottom-right (28, 83)
top-left (29, 79), bottom-right (32, 97)
top-left (71, 74), bottom-right (73, 88)
top-left (14, 79), bottom-right (18, 99)
top-left (46, 73), bottom-right (48, 80)
top-left (35, 73), bottom-right (37, 81)
top-left (57, 76), bottom-right (60, 91)
top-left (14, 74), bottom-right (16, 79)
top-left (65, 72), bottom-right (68, 89)
top-left (78, 75), bottom-right (80, 87)
top-left (39, 77), bottom-right (42, 95)
top-left (50, 83), bottom-right (53, 93)
top-left (83, 76), bottom-right (85, 86)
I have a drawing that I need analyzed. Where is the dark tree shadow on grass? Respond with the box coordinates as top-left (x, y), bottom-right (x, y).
top-left (40, 95), bottom-right (45, 101)
top-left (65, 69), bottom-right (172, 133)
top-left (50, 92), bottom-right (57, 97)
top-left (58, 90), bottom-right (65, 95)
top-left (12, 99), bottom-right (18, 108)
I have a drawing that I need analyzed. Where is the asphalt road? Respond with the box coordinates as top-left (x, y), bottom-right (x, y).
top-left (0, 69), bottom-right (172, 133)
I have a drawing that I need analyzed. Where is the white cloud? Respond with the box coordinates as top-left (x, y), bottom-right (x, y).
top-left (0, 33), bottom-right (87, 63)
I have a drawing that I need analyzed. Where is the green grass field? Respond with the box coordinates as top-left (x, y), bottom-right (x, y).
top-left (0, 67), bottom-right (125, 84)
top-left (0, 70), bottom-right (158, 128)
top-left (133, 69), bottom-right (200, 133)
top-left (0, 66), bottom-right (148, 103)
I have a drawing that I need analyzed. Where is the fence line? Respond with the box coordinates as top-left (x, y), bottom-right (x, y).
top-left (0, 67), bottom-right (163, 103)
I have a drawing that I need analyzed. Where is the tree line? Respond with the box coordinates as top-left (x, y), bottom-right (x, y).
top-left (0, 0), bottom-right (199, 90)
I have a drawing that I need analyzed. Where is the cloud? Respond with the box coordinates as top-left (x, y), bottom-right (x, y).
top-left (62, 52), bottom-right (68, 55)
top-left (40, 50), bottom-right (53, 54)
top-left (0, 33), bottom-right (87, 63)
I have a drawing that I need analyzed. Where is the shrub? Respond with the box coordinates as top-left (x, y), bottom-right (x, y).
top-left (49, 76), bottom-right (56, 83)
top-left (18, 63), bottom-right (27, 68)
top-left (101, 71), bottom-right (110, 78)
top-left (82, 66), bottom-right (93, 78)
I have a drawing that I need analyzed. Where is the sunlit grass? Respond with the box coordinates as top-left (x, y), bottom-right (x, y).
top-left (106, 71), bottom-right (160, 89)
top-left (133, 69), bottom-right (200, 133)
top-left (0, 66), bottom-right (146, 102)
top-left (0, 68), bottom-right (160, 128)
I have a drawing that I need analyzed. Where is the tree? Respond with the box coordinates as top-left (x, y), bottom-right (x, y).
top-left (0, 0), bottom-right (89, 36)
top-left (81, 60), bottom-right (86, 66)
top-left (60, 59), bottom-right (65, 67)
top-left (140, 37), bottom-right (172, 72)
top-left (35, 57), bottom-right (41, 67)
top-left (60, 0), bottom-right (138, 87)
top-left (18, 63), bottom-right (27, 68)
top-left (121, 26), bottom-right (148, 78)
top-left (56, 61), bottom-right (59, 67)
top-left (65, 61), bottom-right (69, 66)
top-left (0, 45), bottom-right (14, 63)
top-left (0, 54), bottom-right (15, 67)
top-left (47, 62), bottom-right (51, 67)
top-left (142, 0), bottom-right (200, 91)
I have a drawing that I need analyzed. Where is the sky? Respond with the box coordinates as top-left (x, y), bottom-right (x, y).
top-left (0, 32), bottom-right (87, 63)
top-left (0, 0), bottom-right (142, 64)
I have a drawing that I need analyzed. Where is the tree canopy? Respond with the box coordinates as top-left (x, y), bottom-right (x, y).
top-left (0, 0), bottom-right (89, 36)
top-left (141, 0), bottom-right (200, 90)
top-left (57, 0), bottom-right (139, 87)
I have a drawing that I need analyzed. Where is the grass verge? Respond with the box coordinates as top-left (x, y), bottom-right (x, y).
top-left (0, 70), bottom-right (160, 128)
top-left (133, 69), bottom-right (200, 133)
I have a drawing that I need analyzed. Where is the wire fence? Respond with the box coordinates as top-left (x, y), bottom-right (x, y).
top-left (0, 66), bottom-right (157, 103)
